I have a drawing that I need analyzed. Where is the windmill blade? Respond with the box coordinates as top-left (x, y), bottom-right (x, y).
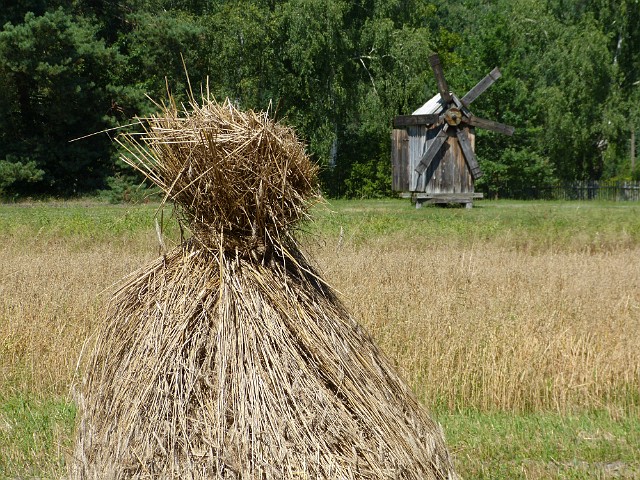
top-left (464, 115), bottom-right (515, 136)
top-left (393, 114), bottom-right (440, 127)
top-left (415, 124), bottom-right (449, 175)
top-left (455, 128), bottom-right (483, 180)
top-left (461, 67), bottom-right (502, 107)
top-left (428, 54), bottom-right (452, 103)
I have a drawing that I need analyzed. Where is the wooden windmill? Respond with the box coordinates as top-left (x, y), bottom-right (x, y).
top-left (392, 53), bottom-right (515, 208)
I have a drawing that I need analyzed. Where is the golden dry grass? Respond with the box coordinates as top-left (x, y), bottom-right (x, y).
top-left (314, 237), bottom-right (640, 414)
top-left (0, 233), bottom-right (156, 397)
top-left (2, 216), bottom-right (638, 416)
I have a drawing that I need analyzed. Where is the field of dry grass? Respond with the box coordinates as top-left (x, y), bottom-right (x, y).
top-left (319, 240), bottom-right (639, 413)
top-left (1, 199), bottom-right (639, 478)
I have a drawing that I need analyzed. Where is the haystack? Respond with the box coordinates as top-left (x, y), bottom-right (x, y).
top-left (70, 94), bottom-right (458, 479)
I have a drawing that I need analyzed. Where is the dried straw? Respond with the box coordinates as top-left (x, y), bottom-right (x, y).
top-left (70, 94), bottom-right (458, 479)
top-left (116, 96), bottom-right (318, 256)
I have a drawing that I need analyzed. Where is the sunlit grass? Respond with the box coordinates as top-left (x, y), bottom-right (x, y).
top-left (0, 394), bottom-right (76, 478)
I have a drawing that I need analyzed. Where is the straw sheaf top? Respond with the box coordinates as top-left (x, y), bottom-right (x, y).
top-left (119, 97), bottom-right (319, 253)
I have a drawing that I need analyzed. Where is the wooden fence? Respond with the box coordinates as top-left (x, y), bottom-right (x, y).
top-left (487, 181), bottom-right (640, 201)
top-left (543, 181), bottom-right (640, 201)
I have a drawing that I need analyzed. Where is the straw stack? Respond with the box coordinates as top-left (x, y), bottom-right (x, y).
top-left (70, 95), bottom-right (458, 479)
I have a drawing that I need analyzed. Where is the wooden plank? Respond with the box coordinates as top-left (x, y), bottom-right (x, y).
top-left (461, 67), bottom-right (501, 106)
top-left (464, 115), bottom-right (515, 136)
top-left (414, 192), bottom-right (483, 208)
top-left (466, 127), bottom-right (476, 190)
top-left (409, 125), bottom-right (427, 191)
top-left (451, 133), bottom-right (471, 192)
top-left (421, 125), bottom-right (446, 193)
top-left (400, 129), bottom-right (409, 190)
top-left (415, 125), bottom-right (448, 175)
top-left (393, 114), bottom-right (440, 127)
top-left (391, 129), bottom-right (401, 191)
top-left (391, 129), bottom-right (409, 192)
top-left (429, 54), bottom-right (452, 103)
top-left (455, 128), bottom-right (483, 180)
top-left (413, 193), bottom-right (483, 199)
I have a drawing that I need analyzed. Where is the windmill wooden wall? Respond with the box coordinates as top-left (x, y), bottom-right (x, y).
top-left (392, 124), bottom-right (478, 203)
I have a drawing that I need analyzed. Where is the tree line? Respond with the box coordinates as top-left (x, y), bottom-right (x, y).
top-left (1, 0), bottom-right (639, 199)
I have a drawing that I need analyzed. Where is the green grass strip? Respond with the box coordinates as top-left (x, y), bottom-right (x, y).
top-left (0, 393), bottom-right (76, 479)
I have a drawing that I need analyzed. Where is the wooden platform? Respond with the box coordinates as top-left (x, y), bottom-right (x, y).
top-left (402, 192), bottom-right (484, 209)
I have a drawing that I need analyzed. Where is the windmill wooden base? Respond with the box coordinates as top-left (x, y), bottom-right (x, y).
top-left (402, 192), bottom-right (484, 209)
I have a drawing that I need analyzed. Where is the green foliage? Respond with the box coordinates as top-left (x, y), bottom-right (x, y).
top-left (440, 0), bottom-right (638, 192)
top-left (0, 0), bottom-right (67, 26)
top-left (0, 155), bottom-right (44, 196)
top-left (203, 2), bottom-right (276, 105)
top-left (275, 0), bottom-right (353, 173)
top-left (535, 15), bottom-right (618, 180)
top-left (0, 0), bottom-right (638, 199)
top-left (479, 148), bottom-right (556, 199)
top-left (343, 157), bottom-right (392, 198)
top-left (120, 10), bottom-right (208, 102)
top-left (102, 172), bottom-right (159, 204)
top-left (0, 7), bottom-right (119, 195)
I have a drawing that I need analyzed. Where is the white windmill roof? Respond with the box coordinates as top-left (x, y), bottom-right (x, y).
top-left (412, 94), bottom-right (445, 115)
